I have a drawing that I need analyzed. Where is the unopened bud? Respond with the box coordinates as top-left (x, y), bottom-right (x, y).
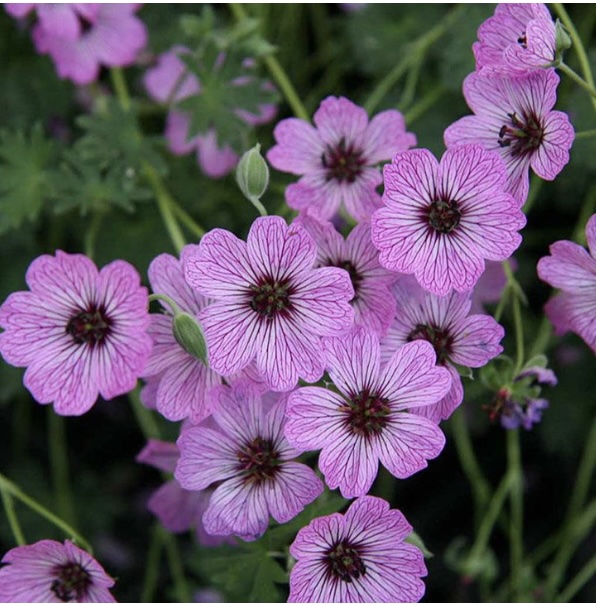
top-left (554, 19), bottom-right (572, 63)
top-left (173, 312), bottom-right (208, 365)
top-left (236, 143), bottom-right (270, 203)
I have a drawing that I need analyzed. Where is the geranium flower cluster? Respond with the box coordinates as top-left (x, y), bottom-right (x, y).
top-left (0, 3), bottom-right (587, 603)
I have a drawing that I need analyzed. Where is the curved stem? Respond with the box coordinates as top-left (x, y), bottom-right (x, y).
top-left (230, 4), bottom-right (310, 122)
top-left (0, 473), bottom-right (92, 553)
top-left (1, 489), bottom-right (26, 546)
top-left (170, 201), bottom-right (206, 239)
top-left (557, 551), bottom-right (596, 603)
top-left (148, 293), bottom-right (182, 317)
top-left (507, 429), bottom-right (524, 601)
top-left (558, 62), bottom-right (596, 99)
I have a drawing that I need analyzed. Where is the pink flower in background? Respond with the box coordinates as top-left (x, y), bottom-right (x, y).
top-left (8, 4), bottom-right (148, 85)
top-left (142, 246), bottom-right (221, 424)
top-left (296, 214), bottom-right (398, 337)
top-left (185, 216), bottom-right (354, 391)
top-left (471, 260), bottom-right (513, 314)
top-left (175, 382), bottom-right (324, 541)
top-left (137, 439), bottom-right (233, 547)
top-left (371, 145), bottom-right (526, 296)
top-left (267, 96), bottom-right (416, 222)
top-left (289, 496), bottom-right (427, 603)
top-left (473, 3), bottom-right (556, 73)
top-left (0, 251), bottom-right (151, 416)
top-left (444, 70), bottom-right (574, 204)
top-left (537, 214), bottom-right (596, 354)
top-left (285, 327), bottom-right (450, 498)
top-left (381, 276), bottom-right (504, 423)
top-left (144, 46), bottom-right (277, 178)
top-left (0, 540), bottom-right (116, 602)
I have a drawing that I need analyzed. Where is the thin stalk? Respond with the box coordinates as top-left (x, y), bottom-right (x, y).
top-left (84, 211), bottom-right (104, 259)
top-left (141, 523), bottom-right (163, 603)
top-left (575, 128), bottom-right (596, 139)
top-left (161, 526), bottom-right (191, 603)
top-left (398, 55), bottom-right (423, 112)
top-left (1, 489), bottom-right (26, 546)
top-left (558, 62), bottom-right (596, 99)
top-left (504, 261), bottom-right (525, 374)
top-left (404, 84), bottom-right (444, 125)
top-left (507, 429), bottom-right (524, 602)
top-left (520, 173), bottom-right (543, 215)
top-left (170, 201), bottom-right (205, 239)
top-left (230, 4), bottom-right (310, 122)
top-left (0, 473), bottom-right (92, 552)
top-left (129, 387), bottom-right (162, 441)
top-left (557, 552), bottom-right (596, 603)
top-left (110, 67), bottom-right (132, 111)
top-left (48, 410), bottom-right (77, 529)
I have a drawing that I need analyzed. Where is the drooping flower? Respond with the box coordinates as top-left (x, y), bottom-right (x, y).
top-left (143, 46), bottom-right (277, 178)
top-left (175, 381), bottom-right (324, 541)
top-left (444, 69), bottom-right (574, 204)
top-left (136, 438), bottom-right (233, 547)
top-left (0, 251), bottom-right (152, 416)
top-left (473, 4), bottom-right (557, 73)
top-left (288, 495), bottom-right (426, 603)
top-left (371, 145), bottom-right (526, 296)
top-left (267, 96), bottom-right (416, 222)
top-left (0, 540), bottom-right (116, 603)
top-left (142, 246), bottom-right (221, 424)
top-left (295, 214), bottom-right (398, 336)
top-left (184, 215), bottom-right (354, 391)
top-left (381, 276), bottom-right (504, 422)
top-left (285, 327), bottom-right (451, 498)
top-left (8, 4), bottom-right (148, 85)
top-left (537, 214), bottom-right (596, 354)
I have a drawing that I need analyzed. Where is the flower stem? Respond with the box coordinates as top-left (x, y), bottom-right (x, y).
top-left (170, 200), bottom-right (206, 239)
top-left (557, 551), bottom-right (596, 603)
top-left (575, 128), bottom-right (596, 139)
top-left (129, 387), bottom-right (162, 441)
top-left (0, 472), bottom-right (92, 553)
top-left (558, 62), bottom-right (596, 100)
top-left (48, 410), bottom-right (77, 530)
top-left (1, 489), bottom-right (26, 546)
top-left (84, 211), bottom-right (104, 260)
top-left (110, 67), bottom-right (131, 111)
top-left (229, 3), bottom-right (310, 122)
top-left (161, 525), bottom-right (191, 603)
top-left (553, 3), bottom-right (596, 112)
top-left (148, 293), bottom-right (182, 316)
top-left (403, 84), bottom-right (444, 125)
top-left (506, 429), bottom-right (524, 602)
top-left (503, 261), bottom-right (525, 374)
top-left (141, 523), bottom-right (163, 603)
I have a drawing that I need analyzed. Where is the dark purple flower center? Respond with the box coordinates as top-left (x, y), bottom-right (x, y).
top-left (407, 323), bottom-right (453, 365)
top-left (325, 541), bottom-right (366, 583)
top-left (236, 436), bottom-right (281, 484)
top-left (341, 388), bottom-right (390, 437)
top-left (325, 259), bottom-right (362, 300)
top-left (50, 562), bottom-right (92, 603)
top-left (79, 15), bottom-right (94, 35)
top-left (517, 32), bottom-right (528, 49)
top-left (498, 111), bottom-right (544, 158)
top-left (322, 137), bottom-right (366, 184)
top-left (427, 198), bottom-right (461, 234)
top-left (249, 278), bottom-right (293, 319)
top-left (66, 304), bottom-right (112, 348)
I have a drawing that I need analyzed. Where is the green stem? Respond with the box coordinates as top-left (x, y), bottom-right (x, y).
top-left (1, 489), bottom-right (26, 546)
top-left (110, 67), bottom-right (131, 111)
top-left (364, 5), bottom-right (464, 114)
top-left (143, 162), bottom-right (187, 254)
top-left (84, 211), bottom-right (104, 259)
top-left (230, 4), bottom-right (310, 122)
top-left (503, 261), bottom-right (525, 374)
top-left (507, 429), bottom-right (524, 602)
top-left (0, 473), bottom-right (92, 552)
top-left (398, 55), bottom-right (423, 112)
top-left (141, 523), bottom-right (163, 603)
top-left (450, 409), bottom-right (492, 526)
top-left (161, 526), bottom-right (191, 603)
top-left (170, 201), bottom-right (205, 239)
top-left (520, 173), bottom-right (543, 215)
top-left (557, 552), bottom-right (596, 603)
top-left (48, 410), bottom-right (77, 529)
top-left (129, 387), bottom-right (162, 441)
top-left (575, 128), bottom-right (596, 139)
top-left (403, 84), bottom-right (444, 125)
top-left (558, 62), bottom-right (596, 100)
top-left (552, 3), bottom-right (596, 111)
top-left (249, 195), bottom-right (268, 217)
top-left (148, 293), bottom-right (182, 316)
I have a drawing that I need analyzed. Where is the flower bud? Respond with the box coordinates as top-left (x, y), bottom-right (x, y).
top-left (554, 19), bottom-right (572, 64)
top-left (236, 143), bottom-right (270, 202)
top-left (172, 312), bottom-right (208, 365)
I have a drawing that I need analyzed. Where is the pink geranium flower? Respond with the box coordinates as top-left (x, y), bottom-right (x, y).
top-left (285, 327), bottom-right (451, 498)
top-left (382, 276), bottom-right (504, 422)
top-left (288, 496), bottom-right (427, 603)
top-left (444, 69), bottom-right (574, 204)
top-left (296, 214), bottom-right (398, 336)
top-left (537, 214), bottom-right (596, 354)
top-left (144, 46), bottom-right (277, 178)
top-left (142, 246), bottom-right (221, 423)
top-left (0, 540), bottom-right (116, 602)
top-left (9, 4), bottom-right (148, 85)
top-left (184, 216), bottom-right (354, 391)
top-left (473, 3), bottom-right (556, 73)
top-left (267, 96), bottom-right (416, 222)
top-left (175, 382), bottom-right (324, 541)
top-left (0, 251), bottom-right (152, 416)
top-left (371, 145), bottom-right (526, 296)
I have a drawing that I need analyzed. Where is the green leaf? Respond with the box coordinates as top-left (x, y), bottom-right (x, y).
top-left (405, 530), bottom-right (434, 559)
top-left (0, 124), bottom-right (58, 233)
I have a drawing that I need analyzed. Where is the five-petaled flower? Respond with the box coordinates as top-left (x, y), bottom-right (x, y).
top-left (0, 540), bottom-right (116, 603)
top-left (288, 495), bottom-right (427, 603)
top-left (184, 215), bottom-right (354, 391)
top-left (0, 251), bottom-right (152, 416)
top-left (267, 96), bottom-right (416, 222)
